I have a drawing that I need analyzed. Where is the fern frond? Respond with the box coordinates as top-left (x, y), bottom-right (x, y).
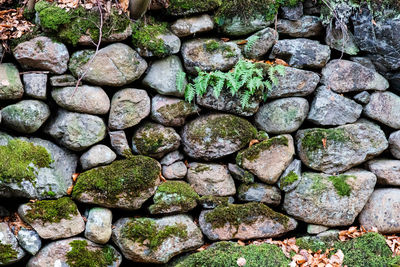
top-left (241, 91), bottom-right (251, 108)
top-left (176, 70), bottom-right (186, 92)
top-left (185, 84), bottom-right (196, 103)
top-left (244, 35), bottom-right (260, 53)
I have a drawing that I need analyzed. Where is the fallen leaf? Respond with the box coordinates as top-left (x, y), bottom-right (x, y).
top-left (249, 139), bottom-right (259, 147)
top-left (275, 58), bottom-right (289, 66)
top-left (237, 40), bottom-right (248, 45)
top-left (67, 185), bottom-right (74, 195)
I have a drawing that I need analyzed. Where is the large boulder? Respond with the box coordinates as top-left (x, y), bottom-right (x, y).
top-left (27, 237), bottom-right (122, 267)
top-left (199, 202), bottom-right (297, 240)
top-left (364, 91), bottom-right (400, 129)
top-left (283, 169), bottom-right (377, 226)
top-left (182, 114), bottom-right (257, 160)
top-left (0, 222), bottom-right (25, 265)
top-left (0, 63), bottom-right (24, 100)
top-left (13, 36), bottom-right (69, 74)
top-left (296, 120), bottom-right (388, 173)
top-left (112, 215), bottom-right (203, 263)
top-left (45, 109), bottom-right (106, 151)
top-left (367, 159), bottom-right (400, 186)
top-left (236, 135), bottom-right (295, 184)
top-left (72, 156), bottom-right (161, 210)
top-left (69, 43), bottom-right (147, 86)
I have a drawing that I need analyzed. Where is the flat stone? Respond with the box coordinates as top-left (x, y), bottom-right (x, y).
top-left (307, 224), bottom-right (329, 235)
top-left (171, 14), bottom-right (214, 37)
top-left (0, 63), bottom-right (24, 100)
top-left (364, 91), bottom-right (400, 129)
top-left (0, 222), bottom-right (25, 265)
top-left (17, 228), bottom-right (41, 255)
top-left (367, 159), bottom-right (400, 186)
top-left (162, 161), bottom-right (187, 179)
top-left (23, 73), bottom-right (47, 100)
top-left (85, 207), bottom-right (113, 244)
top-left (109, 130), bottom-right (130, 156)
top-left (237, 183), bottom-right (281, 206)
top-left (277, 16), bottom-right (323, 37)
top-left (80, 145), bottom-right (117, 171)
top-left (160, 150), bottom-right (184, 166)
top-left (49, 74), bottom-right (80, 87)
top-left (243, 28), bottom-right (278, 60)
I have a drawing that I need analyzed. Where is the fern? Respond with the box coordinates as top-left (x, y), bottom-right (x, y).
top-left (176, 70), bottom-right (186, 93)
top-left (244, 35), bottom-right (260, 53)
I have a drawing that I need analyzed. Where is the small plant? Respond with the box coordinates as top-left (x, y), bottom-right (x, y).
top-left (177, 60), bottom-right (285, 108)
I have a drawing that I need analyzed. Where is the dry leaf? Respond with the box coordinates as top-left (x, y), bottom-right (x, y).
top-left (221, 37), bottom-right (230, 42)
top-left (72, 173), bottom-right (79, 182)
top-left (275, 58), bottom-right (289, 66)
top-left (249, 139), bottom-right (259, 147)
top-left (67, 185), bottom-right (74, 195)
top-left (237, 40), bottom-right (248, 45)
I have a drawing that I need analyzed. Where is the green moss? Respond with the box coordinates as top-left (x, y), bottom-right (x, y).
top-left (204, 40), bottom-right (234, 55)
top-left (280, 171), bottom-right (299, 189)
top-left (42, 190), bottom-right (56, 198)
top-left (0, 139), bottom-right (52, 185)
top-left (69, 50), bottom-right (94, 76)
top-left (301, 128), bottom-right (350, 153)
top-left (328, 175), bottom-right (355, 197)
top-left (0, 242), bottom-right (18, 264)
top-left (157, 101), bottom-right (197, 121)
top-left (172, 241), bottom-right (290, 267)
top-left (122, 218), bottom-right (188, 250)
top-left (205, 202), bottom-right (289, 231)
top-left (66, 240), bottom-right (116, 267)
top-left (24, 197), bottom-right (78, 224)
top-left (193, 164), bottom-right (212, 173)
top-left (334, 232), bottom-right (400, 267)
top-left (310, 174), bottom-right (328, 195)
top-left (72, 155), bottom-right (160, 204)
top-left (296, 236), bottom-right (328, 253)
top-left (236, 136), bottom-right (288, 166)
top-left (167, 0), bottom-right (222, 15)
top-left (35, 1), bottom-right (71, 31)
top-left (198, 196), bottom-right (232, 207)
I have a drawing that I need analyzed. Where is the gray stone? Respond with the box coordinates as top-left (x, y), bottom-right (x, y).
top-left (151, 94), bottom-right (200, 126)
top-left (359, 188), bottom-right (400, 234)
top-left (80, 145), bottom-right (117, 171)
top-left (187, 163), bottom-right (236, 196)
top-left (267, 66), bottom-right (320, 98)
top-left (2, 100), bottom-right (50, 134)
top-left (136, 31), bottom-right (181, 58)
top-left (296, 120), bottom-right (388, 173)
top-left (162, 161), bottom-right (187, 179)
top-left (171, 14), bottom-right (214, 37)
top-left (389, 130), bottom-right (400, 159)
top-left (284, 169), bottom-right (377, 226)
top-left (278, 159), bottom-right (302, 192)
top-left (18, 200), bottom-right (85, 240)
top-left (277, 16), bottom-right (323, 37)
top-left (49, 74), bottom-right (80, 87)
top-left (23, 73), bottom-right (47, 100)
top-left (353, 91), bottom-right (371, 104)
top-left (0, 63), bottom-right (24, 100)
top-left (255, 97), bottom-right (309, 134)
top-left (142, 56), bottom-right (186, 97)
top-left (350, 57), bottom-right (376, 70)
top-left (13, 36), bottom-right (69, 74)
top-left (227, 163), bottom-right (255, 184)
top-left (243, 28), bottom-right (278, 60)
top-left (109, 130), bottom-right (130, 156)
top-left (270, 38), bottom-right (330, 69)
top-left (85, 207), bottom-right (113, 244)
top-left (307, 224), bottom-right (329, 235)
top-left (112, 215), bottom-right (203, 264)
top-left (237, 135), bottom-right (295, 184)
top-left (69, 43), bottom-right (147, 86)
top-left (321, 59), bottom-right (389, 93)
top-left (160, 150), bottom-right (184, 166)
top-left (364, 91), bottom-right (400, 129)
top-left (51, 85), bottom-right (110, 115)
top-left (307, 86), bottom-right (363, 126)
top-left (280, 2), bottom-right (303, 20)
top-left (27, 237), bottom-right (122, 267)
top-left (181, 39), bottom-right (241, 75)
top-left (218, 14), bottom-right (273, 36)
top-left (0, 222), bottom-right (25, 265)
top-left (17, 228), bottom-right (41, 255)
top-left (367, 159), bottom-right (400, 186)
top-left (132, 122), bottom-right (181, 159)
top-left (44, 109), bottom-right (106, 151)
top-left (108, 88), bottom-right (150, 130)
top-left (325, 24), bottom-right (359, 55)
top-left (182, 114), bottom-right (257, 160)
top-left (199, 203), bottom-right (297, 240)
top-left (238, 183), bottom-right (281, 205)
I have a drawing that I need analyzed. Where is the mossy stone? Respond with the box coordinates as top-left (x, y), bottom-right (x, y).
top-left (0, 63), bottom-right (24, 100)
top-left (66, 240), bottom-right (117, 267)
top-left (167, 0), bottom-right (222, 16)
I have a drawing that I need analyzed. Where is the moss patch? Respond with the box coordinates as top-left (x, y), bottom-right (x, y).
top-left (172, 241), bottom-right (290, 267)
top-left (72, 155), bottom-right (160, 204)
top-left (193, 164), bottom-right (212, 173)
top-left (280, 171), bottom-right (299, 189)
top-left (167, 0), bottom-right (222, 15)
top-left (0, 139), bottom-right (52, 185)
top-left (296, 236), bottom-right (328, 253)
top-left (301, 128), bottom-right (349, 154)
top-left (205, 202), bottom-right (289, 231)
top-left (24, 197), bottom-right (78, 224)
top-left (328, 175), bottom-right (355, 197)
top-left (236, 135), bottom-right (288, 166)
top-left (0, 242), bottom-right (18, 264)
top-left (198, 196), bottom-right (232, 207)
top-left (122, 218), bottom-right (188, 250)
top-left (157, 101), bottom-right (197, 121)
top-left (66, 240), bottom-right (116, 267)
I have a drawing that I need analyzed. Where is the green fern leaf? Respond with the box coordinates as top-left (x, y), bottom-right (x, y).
top-left (176, 70), bottom-right (186, 92)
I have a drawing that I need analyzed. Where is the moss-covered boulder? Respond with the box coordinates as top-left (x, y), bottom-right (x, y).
top-left (0, 132), bottom-right (77, 199)
top-left (199, 202), bottom-right (297, 240)
top-left (0, 223), bottom-right (25, 265)
top-left (72, 156), bottom-right (161, 210)
top-left (27, 237), bottom-right (122, 267)
top-left (166, 0), bottom-right (221, 16)
top-left (18, 197), bottom-right (85, 240)
top-left (0, 63), bottom-right (24, 100)
top-left (283, 169), bottom-right (377, 227)
top-left (149, 181), bottom-right (199, 214)
top-left (296, 120), bottom-right (388, 173)
top-left (170, 241), bottom-right (290, 267)
top-left (112, 215), bottom-right (203, 264)
top-left (182, 114), bottom-right (257, 160)
top-left (236, 135), bottom-right (295, 184)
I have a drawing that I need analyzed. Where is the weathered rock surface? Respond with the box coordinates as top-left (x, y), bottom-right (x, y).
top-left (243, 28), bottom-right (278, 60)
top-left (307, 86), bottom-right (363, 126)
top-left (2, 100), bottom-right (50, 134)
top-left (181, 39), bottom-right (241, 75)
top-left (162, 162), bottom-right (187, 179)
top-left (187, 163), bottom-right (236, 196)
top-left (182, 114), bottom-right (257, 160)
top-left (49, 74), bottom-right (79, 87)
top-left (367, 159), bottom-right (400, 186)
top-left (296, 120), bottom-right (388, 173)
top-left (112, 215), bottom-right (203, 263)
top-left (69, 43), bottom-right (147, 86)
top-left (321, 59), bottom-right (389, 93)
top-left (237, 135), bottom-right (295, 184)
top-left (237, 183), bottom-right (281, 206)
top-left (255, 97), bottom-right (309, 134)
top-left (80, 145), bottom-right (117, 170)
top-left (51, 85), bottom-right (110, 115)
top-left (281, 2), bottom-right (303, 20)
top-left (13, 36), bottom-right (69, 74)
top-left (108, 88), bottom-right (150, 130)
top-left (17, 228), bottom-right (41, 255)
top-left (277, 16), bottom-right (323, 37)
top-left (85, 207), bottom-right (113, 244)
top-left (278, 159), bottom-right (302, 192)
top-left (353, 91), bottom-right (371, 104)
top-left (0, 222), bottom-right (25, 265)
top-left (23, 73), bottom-right (47, 100)
top-left (284, 169), bottom-right (377, 226)
top-left (0, 63), bottom-right (24, 100)
top-left (270, 38), bottom-right (330, 69)
top-left (218, 14), bottom-right (273, 36)
top-left (227, 163), bottom-right (255, 184)
top-left (325, 25), bottom-right (359, 55)
top-left (160, 151), bottom-right (184, 166)
top-left (171, 15), bottom-right (214, 37)
top-left (109, 130), bottom-right (130, 156)
top-left (364, 91), bottom-right (400, 129)
top-left (136, 30), bottom-right (181, 58)
top-left (45, 109), bottom-right (106, 151)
